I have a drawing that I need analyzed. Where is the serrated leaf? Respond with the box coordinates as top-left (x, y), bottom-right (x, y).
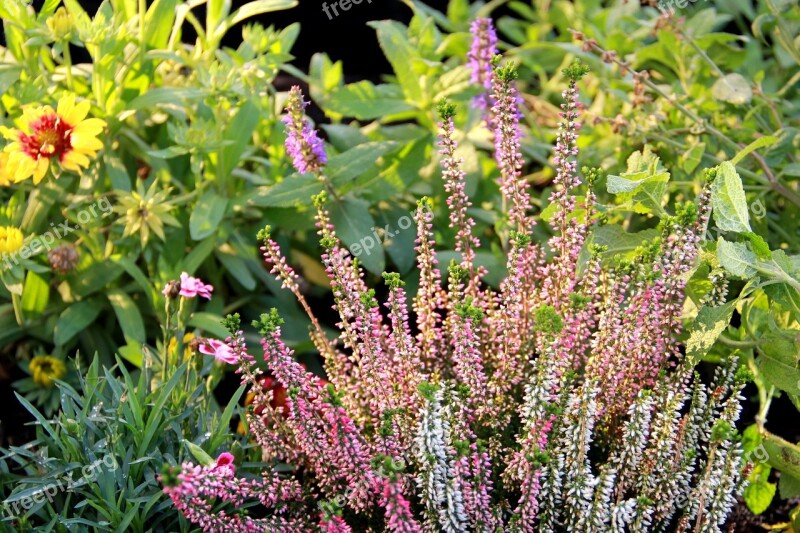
top-left (607, 147), bottom-right (669, 214)
top-left (712, 161), bottom-right (751, 233)
top-left (744, 479), bottom-right (776, 515)
top-left (717, 238), bottom-right (757, 278)
top-left (368, 20), bottom-right (423, 104)
top-left (329, 141), bottom-right (400, 186)
top-left (686, 300), bottom-right (736, 363)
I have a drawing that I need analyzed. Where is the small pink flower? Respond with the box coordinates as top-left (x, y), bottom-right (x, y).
top-left (215, 452), bottom-right (235, 469)
top-left (199, 339), bottom-right (238, 364)
top-left (179, 272), bottom-right (214, 300)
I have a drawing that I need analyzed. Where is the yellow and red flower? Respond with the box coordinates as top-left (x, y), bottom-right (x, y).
top-left (2, 94), bottom-right (106, 185)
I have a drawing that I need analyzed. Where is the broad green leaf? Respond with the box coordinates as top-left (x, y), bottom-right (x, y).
top-left (188, 312), bottom-right (230, 339)
top-left (219, 100), bottom-right (260, 179)
top-left (190, 191), bottom-right (228, 241)
top-left (107, 289), bottom-right (146, 344)
top-left (54, 300), bottom-right (103, 346)
top-left (181, 236), bottom-right (217, 274)
top-left (711, 73), bottom-right (753, 105)
top-left (326, 81), bottom-right (416, 120)
top-left (717, 238), bottom-right (757, 278)
top-left (329, 198), bottom-right (385, 275)
top-left (246, 174), bottom-right (322, 208)
top-left (779, 473), bottom-right (800, 499)
top-left (712, 161), bottom-right (751, 232)
top-left (68, 263), bottom-right (125, 298)
top-left (21, 270), bottom-right (50, 317)
top-left (329, 141), bottom-right (400, 186)
top-left (368, 21), bottom-right (424, 104)
top-left (682, 142), bottom-right (705, 174)
top-left (607, 147), bottom-right (669, 214)
top-left (686, 300), bottom-right (736, 363)
top-left (744, 479), bottom-right (776, 515)
top-left (757, 331), bottom-right (800, 396)
top-left (125, 88), bottom-right (208, 112)
top-left (762, 431), bottom-right (800, 480)
top-left (590, 225), bottom-right (660, 260)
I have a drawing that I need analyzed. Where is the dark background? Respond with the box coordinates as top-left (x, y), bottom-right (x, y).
top-left (7, 0), bottom-right (455, 80)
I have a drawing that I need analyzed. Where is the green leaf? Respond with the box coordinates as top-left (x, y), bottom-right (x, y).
top-left (730, 136), bottom-right (779, 166)
top-left (107, 289), bottom-right (146, 344)
top-left (329, 198), bottom-right (385, 275)
top-left (125, 88), bottom-right (208, 112)
top-left (686, 300), bottom-right (736, 364)
top-left (215, 250), bottom-right (256, 291)
top-left (743, 479), bottom-right (776, 515)
top-left (762, 431), bottom-right (800, 480)
top-left (185, 440), bottom-right (216, 466)
top-left (779, 472), bottom-right (800, 499)
top-left (144, 0), bottom-right (178, 49)
top-left (246, 174), bottom-right (322, 208)
top-left (54, 300), bottom-right (103, 346)
top-left (329, 141), bottom-right (400, 186)
top-left (757, 331), bottom-right (800, 396)
top-left (190, 191), bottom-right (228, 241)
top-left (606, 147), bottom-right (669, 214)
top-left (711, 73), bottom-right (753, 105)
top-left (227, 0), bottom-right (298, 27)
top-left (368, 20), bottom-right (423, 104)
top-left (181, 236), bottom-right (217, 273)
top-left (21, 270), bottom-right (50, 317)
top-left (712, 161), bottom-right (751, 233)
top-left (717, 237), bottom-right (757, 278)
top-left (590, 225), bottom-right (660, 260)
top-left (682, 142), bottom-right (706, 174)
top-left (219, 100), bottom-right (260, 179)
top-left (326, 81), bottom-right (416, 120)
top-left (188, 312), bottom-right (230, 339)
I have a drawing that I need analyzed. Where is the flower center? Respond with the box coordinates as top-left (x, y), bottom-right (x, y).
top-left (20, 113), bottom-right (73, 160)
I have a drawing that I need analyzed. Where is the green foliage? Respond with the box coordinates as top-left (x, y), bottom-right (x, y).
top-left (0, 354), bottom-right (242, 530)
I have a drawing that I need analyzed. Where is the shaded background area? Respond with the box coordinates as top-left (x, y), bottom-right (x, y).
top-left (7, 0), bottom-right (454, 80)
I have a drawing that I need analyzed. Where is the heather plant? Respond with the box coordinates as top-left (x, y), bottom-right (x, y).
top-left (494, 0), bottom-right (800, 515)
top-left (161, 34), bottom-right (751, 530)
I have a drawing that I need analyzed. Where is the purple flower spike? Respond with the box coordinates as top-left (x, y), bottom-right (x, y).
top-left (282, 86), bottom-right (327, 174)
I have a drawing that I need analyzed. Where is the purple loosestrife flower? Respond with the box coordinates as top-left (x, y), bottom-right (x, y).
top-left (282, 86), bottom-right (327, 175)
top-left (468, 18), bottom-right (498, 113)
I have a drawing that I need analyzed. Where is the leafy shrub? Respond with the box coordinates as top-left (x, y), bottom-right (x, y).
top-left (162, 34), bottom-right (750, 531)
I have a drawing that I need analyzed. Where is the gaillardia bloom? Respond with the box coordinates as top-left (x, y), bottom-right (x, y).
top-left (3, 94), bottom-right (106, 184)
top-left (0, 226), bottom-right (24, 255)
top-left (29, 355), bottom-right (67, 387)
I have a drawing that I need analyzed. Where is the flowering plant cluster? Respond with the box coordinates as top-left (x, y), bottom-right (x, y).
top-left (163, 21), bottom-right (750, 532)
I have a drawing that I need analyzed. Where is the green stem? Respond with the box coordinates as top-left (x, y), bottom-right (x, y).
top-left (62, 41), bottom-right (74, 91)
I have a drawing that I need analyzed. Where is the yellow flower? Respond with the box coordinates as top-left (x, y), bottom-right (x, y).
top-left (0, 226), bottom-right (24, 255)
top-left (29, 355), bottom-right (67, 387)
top-left (3, 94), bottom-right (106, 185)
top-left (168, 332), bottom-right (197, 362)
top-left (0, 152), bottom-right (12, 186)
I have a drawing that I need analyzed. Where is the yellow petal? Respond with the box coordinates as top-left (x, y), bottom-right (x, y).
top-left (71, 133), bottom-right (103, 152)
top-left (13, 157), bottom-right (35, 182)
top-left (71, 118), bottom-right (106, 136)
top-left (56, 94), bottom-right (76, 121)
top-left (62, 150), bottom-right (89, 170)
top-left (32, 158), bottom-right (50, 184)
top-left (62, 99), bottom-right (91, 125)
